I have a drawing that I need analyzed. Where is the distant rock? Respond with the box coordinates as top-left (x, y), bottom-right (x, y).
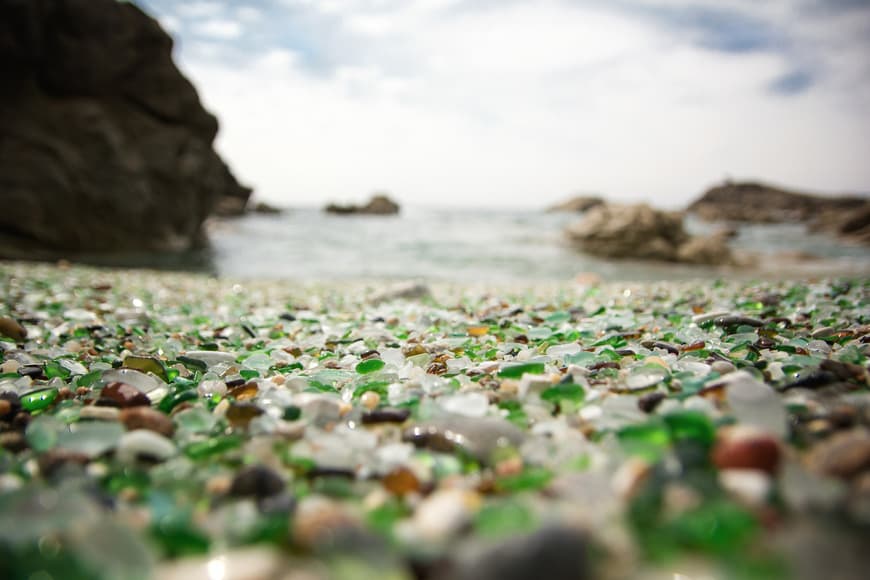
top-left (811, 201), bottom-right (870, 245)
top-left (0, 0), bottom-right (250, 259)
top-left (251, 201), bottom-right (282, 215)
top-left (325, 194), bottom-right (400, 216)
top-left (688, 181), bottom-right (870, 245)
top-left (566, 202), bottom-right (735, 265)
top-left (547, 195), bottom-right (604, 213)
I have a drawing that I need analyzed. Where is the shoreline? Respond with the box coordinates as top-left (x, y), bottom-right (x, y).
top-left (3, 248), bottom-right (870, 289)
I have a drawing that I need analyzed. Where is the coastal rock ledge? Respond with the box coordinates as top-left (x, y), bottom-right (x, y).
top-left (566, 202), bottom-right (736, 266)
top-left (0, 0), bottom-right (251, 259)
top-left (688, 181), bottom-right (870, 245)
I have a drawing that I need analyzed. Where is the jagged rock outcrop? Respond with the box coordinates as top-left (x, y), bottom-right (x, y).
top-left (566, 203), bottom-right (735, 265)
top-left (0, 0), bottom-right (251, 258)
top-left (688, 181), bottom-right (870, 244)
top-left (546, 195), bottom-right (604, 213)
top-left (325, 194), bottom-right (400, 216)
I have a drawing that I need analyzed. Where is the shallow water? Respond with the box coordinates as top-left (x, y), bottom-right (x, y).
top-left (205, 206), bottom-right (870, 282)
top-left (56, 206), bottom-right (869, 282)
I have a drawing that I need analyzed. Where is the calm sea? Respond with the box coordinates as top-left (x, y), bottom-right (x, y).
top-left (60, 206), bottom-right (868, 281)
top-left (196, 206), bottom-right (870, 282)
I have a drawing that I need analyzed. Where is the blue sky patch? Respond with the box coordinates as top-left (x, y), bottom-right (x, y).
top-left (768, 69), bottom-right (815, 95)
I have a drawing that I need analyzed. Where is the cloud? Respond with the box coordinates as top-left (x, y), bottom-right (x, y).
top-left (653, 6), bottom-right (781, 53)
top-left (236, 6), bottom-right (263, 23)
top-left (156, 13), bottom-right (181, 34)
top-left (191, 17), bottom-right (243, 40)
top-left (174, 0), bottom-right (224, 19)
top-left (138, 0), bottom-right (870, 208)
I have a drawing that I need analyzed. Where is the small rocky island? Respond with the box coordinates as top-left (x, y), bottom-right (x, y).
top-left (689, 180), bottom-right (870, 245)
top-left (324, 194), bottom-right (400, 215)
top-left (560, 180), bottom-right (869, 266)
top-left (0, 0), bottom-right (250, 260)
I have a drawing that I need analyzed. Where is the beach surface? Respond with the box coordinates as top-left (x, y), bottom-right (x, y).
top-left (1, 261), bottom-right (869, 579)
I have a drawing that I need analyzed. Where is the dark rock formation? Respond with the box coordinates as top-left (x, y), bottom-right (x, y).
top-left (325, 194), bottom-right (400, 216)
top-left (212, 196), bottom-right (249, 218)
top-left (546, 195), bottom-right (604, 213)
top-left (214, 198), bottom-right (281, 217)
top-left (688, 181), bottom-right (870, 245)
top-left (811, 201), bottom-right (870, 245)
top-left (251, 201), bottom-right (282, 215)
top-left (566, 202), bottom-right (735, 265)
top-left (0, 0), bottom-right (251, 259)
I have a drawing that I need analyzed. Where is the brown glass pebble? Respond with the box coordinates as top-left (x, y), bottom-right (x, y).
top-left (120, 406), bottom-right (175, 437)
top-left (0, 392), bottom-right (20, 420)
top-left (361, 407), bottom-right (411, 425)
top-left (638, 391), bottom-right (666, 413)
top-left (382, 466), bottom-right (420, 496)
top-left (681, 340), bottom-right (706, 352)
top-left (712, 430), bottom-right (781, 475)
top-left (228, 381), bottom-right (259, 401)
top-left (0, 432), bottom-right (27, 452)
top-left (226, 402), bottom-right (265, 428)
top-left (37, 449), bottom-right (90, 478)
top-left (99, 382), bottom-right (150, 408)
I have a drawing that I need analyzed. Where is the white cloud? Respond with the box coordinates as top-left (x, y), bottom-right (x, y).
top-left (166, 0), bottom-right (870, 208)
top-left (157, 14), bottom-right (181, 34)
top-left (236, 6), bottom-right (263, 23)
top-left (175, 1), bottom-right (224, 19)
top-left (256, 49), bottom-right (298, 70)
top-left (345, 13), bottom-right (394, 36)
top-left (191, 18), bottom-right (243, 40)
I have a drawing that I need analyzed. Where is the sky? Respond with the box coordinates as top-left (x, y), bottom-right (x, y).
top-left (136, 0), bottom-right (870, 209)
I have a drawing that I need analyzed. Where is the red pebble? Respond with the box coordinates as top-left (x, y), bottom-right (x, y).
top-left (99, 381), bottom-right (150, 408)
top-left (712, 429), bottom-right (781, 475)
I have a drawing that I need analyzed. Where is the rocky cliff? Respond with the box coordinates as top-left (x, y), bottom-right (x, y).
top-left (0, 0), bottom-right (251, 259)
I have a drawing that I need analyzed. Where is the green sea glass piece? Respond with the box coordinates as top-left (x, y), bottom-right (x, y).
top-left (499, 362), bottom-right (545, 378)
top-left (123, 355), bottom-right (169, 381)
top-left (356, 358), bottom-right (385, 374)
top-left (184, 435), bottom-right (242, 460)
top-left (21, 387), bottom-right (58, 412)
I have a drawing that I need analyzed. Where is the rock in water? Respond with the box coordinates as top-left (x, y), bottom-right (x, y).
top-left (566, 203), bottom-right (687, 261)
top-left (324, 194), bottom-right (400, 215)
top-left (676, 230), bottom-right (737, 265)
top-left (0, 0), bottom-right (251, 259)
top-left (565, 202), bottom-right (735, 265)
top-left (687, 180), bottom-right (870, 245)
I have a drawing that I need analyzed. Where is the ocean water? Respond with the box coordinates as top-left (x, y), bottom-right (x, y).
top-left (199, 206), bottom-right (870, 282)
